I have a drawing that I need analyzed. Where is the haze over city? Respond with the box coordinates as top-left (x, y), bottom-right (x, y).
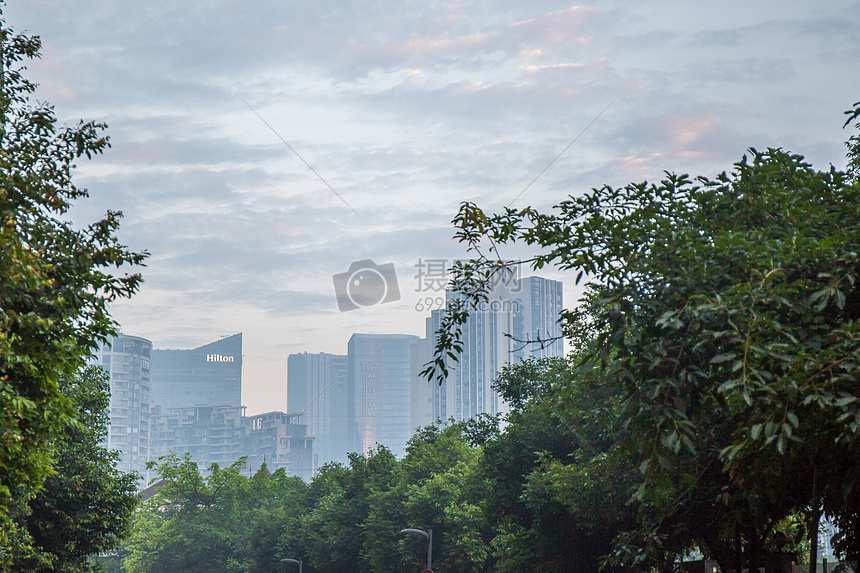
top-left (9, 0), bottom-right (859, 414)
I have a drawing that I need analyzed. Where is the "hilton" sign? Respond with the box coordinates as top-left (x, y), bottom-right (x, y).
top-left (206, 354), bottom-right (235, 363)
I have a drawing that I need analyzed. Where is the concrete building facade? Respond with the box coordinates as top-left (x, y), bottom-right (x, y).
top-left (151, 405), bottom-right (315, 480)
top-left (151, 404), bottom-right (246, 470)
top-left (243, 411), bottom-right (315, 481)
top-left (95, 333), bottom-right (153, 475)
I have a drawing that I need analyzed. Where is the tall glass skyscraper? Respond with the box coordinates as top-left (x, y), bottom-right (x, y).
top-left (95, 333), bottom-right (153, 475)
top-left (512, 275), bottom-right (565, 361)
top-left (150, 333), bottom-right (242, 415)
top-left (348, 334), bottom-right (419, 458)
top-left (412, 276), bottom-right (564, 424)
top-left (287, 352), bottom-right (349, 465)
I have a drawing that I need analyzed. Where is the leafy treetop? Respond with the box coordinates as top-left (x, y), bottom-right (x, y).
top-left (427, 103), bottom-right (860, 569)
top-left (0, 5), bottom-right (147, 544)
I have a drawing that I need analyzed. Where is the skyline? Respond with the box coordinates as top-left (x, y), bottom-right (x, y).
top-left (7, 1), bottom-right (860, 414)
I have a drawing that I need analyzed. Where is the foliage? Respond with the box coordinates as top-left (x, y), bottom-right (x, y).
top-left (0, 4), bottom-right (147, 547)
top-left (484, 357), bottom-right (638, 573)
top-left (123, 454), bottom-right (308, 573)
top-left (120, 426), bottom-right (499, 573)
top-left (398, 424), bottom-right (492, 572)
top-left (432, 110), bottom-right (860, 570)
top-left (300, 448), bottom-right (399, 572)
top-left (8, 366), bottom-right (139, 572)
top-left (845, 101), bottom-right (860, 182)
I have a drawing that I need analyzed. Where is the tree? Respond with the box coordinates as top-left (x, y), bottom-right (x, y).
top-left (400, 423), bottom-right (492, 573)
top-left (433, 107), bottom-right (860, 570)
top-left (300, 448), bottom-right (399, 573)
top-left (846, 101), bottom-right (860, 182)
top-left (122, 454), bottom-right (308, 573)
top-left (0, 4), bottom-right (146, 547)
top-left (10, 366), bottom-right (139, 572)
top-left (484, 357), bottom-right (638, 573)
top-left (247, 469), bottom-right (308, 573)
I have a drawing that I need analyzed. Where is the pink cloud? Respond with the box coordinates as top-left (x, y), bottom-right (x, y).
top-left (518, 47), bottom-right (545, 58)
top-left (380, 31), bottom-right (498, 59)
top-left (662, 114), bottom-right (721, 146)
top-left (512, 6), bottom-right (602, 45)
top-left (521, 62), bottom-right (587, 73)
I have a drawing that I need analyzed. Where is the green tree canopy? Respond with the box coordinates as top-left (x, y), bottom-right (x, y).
top-left (432, 107), bottom-right (860, 570)
top-left (11, 366), bottom-right (139, 572)
top-left (124, 454), bottom-right (308, 573)
top-left (481, 357), bottom-right (637, 573)
top-left (0, 4), bottom-right (146, 546)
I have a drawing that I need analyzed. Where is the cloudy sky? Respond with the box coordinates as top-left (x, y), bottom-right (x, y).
top-left (8, 1), bottom-right (860, 414)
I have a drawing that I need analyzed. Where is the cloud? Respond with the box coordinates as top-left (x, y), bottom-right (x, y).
top-left (7, 0), bottom-right (860, 413)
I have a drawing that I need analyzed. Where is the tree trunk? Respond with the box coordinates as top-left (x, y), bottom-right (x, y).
top-left (748, 527), bottom-right (761, 573)
top-left (809, 469), bottom-right (821, 573)
top-left (808, 507), bottom-right (820, 573)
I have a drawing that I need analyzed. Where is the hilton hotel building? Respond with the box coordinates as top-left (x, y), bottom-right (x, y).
top-left (150, 333), bottom-right (242, 415)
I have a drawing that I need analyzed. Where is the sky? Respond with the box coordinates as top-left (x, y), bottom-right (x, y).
top-left (7, 1), bottom-right (860, 414)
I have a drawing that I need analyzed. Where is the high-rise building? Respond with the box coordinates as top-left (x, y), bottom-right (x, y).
top-left (287, 352), bottom-right (349, 465)
top-left (95, 333), bottom-right (153, 475)
top-left (412, 276), bottom-right (564, 426)
top-left (410, 334), bottom-right (436, 432)
top-left (348, 334), bottom-right (420, 458)
top-left (150, 333), bottom-right (242, 415)
top-left (511, 276), bottom-right (565, 361)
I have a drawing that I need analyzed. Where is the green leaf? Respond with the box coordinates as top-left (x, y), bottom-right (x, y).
top-left (750, 424), bottom-right (763, 441)
top-left (710, 353), bottom-right (736, 364)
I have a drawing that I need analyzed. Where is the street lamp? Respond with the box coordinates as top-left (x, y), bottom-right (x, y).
top-left (280, 557), bottom-right (302, 573)
top-left (400, 527), bottom-right (432, 571)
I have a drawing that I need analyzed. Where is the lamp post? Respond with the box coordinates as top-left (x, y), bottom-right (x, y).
top-left (280, 558), bottom-right (302, 573)
top-left (400, 527), bottom-right (432, 571)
